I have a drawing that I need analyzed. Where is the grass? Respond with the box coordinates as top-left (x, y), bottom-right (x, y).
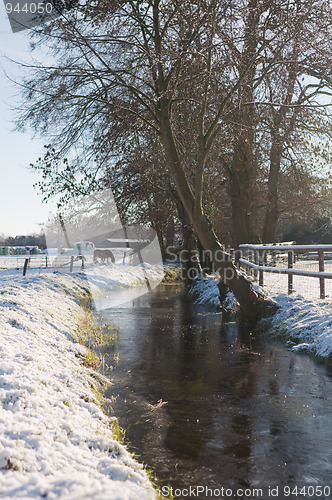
top-left (90, 322), bottom-right (119, 347)
top-left (109, 417), bottom-right (125, 444)
top-left (82, 350), bottom-right (100, 369)
top-left (72, 309), bottom-right (120, 349)
top-left (162, 265), bottom-right (182, 283)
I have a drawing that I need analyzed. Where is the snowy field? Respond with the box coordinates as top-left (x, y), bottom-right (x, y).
top-left (250, 260), bottom-right (332, 300)
top-left (0, 268), bottom-right (160, 499)
top-left (0, 249), bottom-right (133, 272)
top-left (262, 272), bottom-right (332, 299)
top-left (242, 257), bottom-right (332, 300)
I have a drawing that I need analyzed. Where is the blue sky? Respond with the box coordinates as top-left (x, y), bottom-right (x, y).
top-left (0, 3), bottom-right (57, 238)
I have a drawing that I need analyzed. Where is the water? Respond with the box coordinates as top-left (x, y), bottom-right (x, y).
top-left (100, 284), bottom-right (332, 499)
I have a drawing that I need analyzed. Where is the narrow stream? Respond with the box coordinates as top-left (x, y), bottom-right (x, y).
top-left (100, 284), bottom-right (332, 499)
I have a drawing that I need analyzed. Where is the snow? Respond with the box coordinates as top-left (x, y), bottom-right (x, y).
top-left (189, 275), bottom-right (239, 311)
top-left (0, 262), bottom-right (164, 311)
top-left (190, 274), bottom-right (332, 360)
top-left (243, 259), bottom-right (332, 358)
top-left (2, 258), bottom-right (331, 498)
top-left (188, 275), bottom-right (222, 308)
top-left (0, 268), bottom-right (158, 499)
top-left (264, 293), bottom-right (332, 359)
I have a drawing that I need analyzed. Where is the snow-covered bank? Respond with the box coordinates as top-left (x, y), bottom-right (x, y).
top-left (188, 275), bottom-right (238, 310)
top-left (190, 274), bottom-right (332, 360)
top-left (0, 269), bottom-right (158, 499)
top-left (263, 293), bottom-right (332, 359)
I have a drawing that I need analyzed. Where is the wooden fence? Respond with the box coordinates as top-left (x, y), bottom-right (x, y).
top-left (0, 250), bottom-right (130, 276)
top-left (239, 244), bottom-right (332, 299)
top-left (0, 254), bottom-right (86, 276)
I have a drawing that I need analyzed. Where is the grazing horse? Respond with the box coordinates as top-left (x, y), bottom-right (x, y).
top-left (93, 248), bottom-right (115, 264)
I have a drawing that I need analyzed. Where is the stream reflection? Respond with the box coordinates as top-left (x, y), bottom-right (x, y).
top-left (101, 284), bottom-right (332, 499)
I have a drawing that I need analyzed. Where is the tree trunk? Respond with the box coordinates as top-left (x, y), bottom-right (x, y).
top-left (165, 216), bottom-right (175, 248)
top-left (181, 224), bottom-right (201, 284)
top-left (227, 0), bottom-right (260, 247)
top-left (193, 212), bottom-right (273, 321)
top-left (262, 42), bottom-right (298, 244)
top-left (262, 134), bottom-right (283, 243)
top-left (228, 147), bottom-right (260, 246)
top-left (262, 77), bottom-right (297, 244)
top-left (198, 240), bottom-right (214, 274)
top-left (174, 196), bottom-right (201, 284)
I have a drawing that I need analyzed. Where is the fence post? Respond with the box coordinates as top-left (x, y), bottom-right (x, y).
top-left (230, 248), bottom-right (235, 269)
top-left (70, 256), bottom-right (74, 272)
top-left (248, 248), bottom-right (254, 277)
top-left (234, 248), bottom-right (241, 269)
top-left (23, 258), bottom-right (29, 276)
top-left (45, 256), bottom-right (48, 268)
top-left (245, 247), bottom-right (251, 275)
top-left (288, 251), bottom-right (293, 294)
top-left (258, 250), bottom-right (264, 287)
top-left (254, 250), bottom-right (258, 281)
top-left (318, 250), bottom-right (325, 299)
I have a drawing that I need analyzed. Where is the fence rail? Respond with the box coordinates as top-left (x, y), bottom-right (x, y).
top-left (239, 244), bottom-right (332, 299)
top-left (0, 249), bottom-right (131, 276)
top-left (0, 254), bottom-right (86, 274)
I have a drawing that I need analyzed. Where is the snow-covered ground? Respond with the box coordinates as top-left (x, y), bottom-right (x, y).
top-left (190, 274), bottom-right (332, 360)
top-left (0, 268), bottom-right (160, 499)
top-left (262, 293), bottom-right (332, 359)
top-left (1, 260), bottom-right (331, 498)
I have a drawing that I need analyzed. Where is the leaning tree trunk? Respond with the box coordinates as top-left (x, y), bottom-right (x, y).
top-left (181, 223), bottom-right (201, 284)
top-left (193, 212), bottom-right (274, 321)
top-left (174, 194), bottom-right (201, 285)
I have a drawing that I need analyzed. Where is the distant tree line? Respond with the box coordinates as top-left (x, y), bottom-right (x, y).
top-left (5, 234), bottom-right (47, 249)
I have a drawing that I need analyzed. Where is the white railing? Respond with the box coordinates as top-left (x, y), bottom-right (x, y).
top-left (239, 244), bottom-right (332, 299)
